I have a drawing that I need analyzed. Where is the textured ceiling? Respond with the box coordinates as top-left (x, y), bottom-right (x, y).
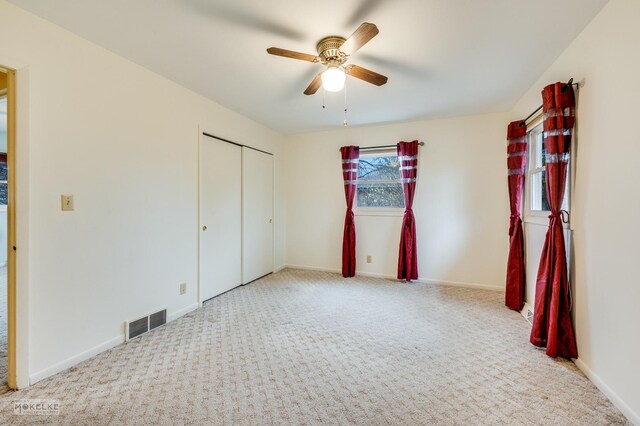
top-left (9, 0), bottom-right (608, 134)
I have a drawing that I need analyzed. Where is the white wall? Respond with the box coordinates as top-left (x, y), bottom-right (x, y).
top-left (285, 113), bottom-right (510, 290)
top-left (0, 1), bottom-right (286, 386)
top-left (510, 0), bottom-right (640, 422)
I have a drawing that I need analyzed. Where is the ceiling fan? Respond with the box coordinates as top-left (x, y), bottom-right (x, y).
top-left (267, 22), bottom-right (388, 95)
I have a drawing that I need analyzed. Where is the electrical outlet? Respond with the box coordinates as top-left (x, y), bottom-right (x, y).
top-left (179, 282), bottom-right (187, 295)
top-left (61, 194), bottom-right (74, 211)
top-left (366, 255), bottom-right (372, 263)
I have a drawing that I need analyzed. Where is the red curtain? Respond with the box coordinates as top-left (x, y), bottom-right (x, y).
top-left (397, 140), bottom-right (419, 281)
top-left (505, 121), bottom-right (527, 311)
top-left (340, 146), bottom-right (359, 277)
top-left (530, 82), bottom-right (578, 358)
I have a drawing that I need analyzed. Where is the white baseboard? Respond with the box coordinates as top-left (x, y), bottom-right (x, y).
top-left (274, 264), bottom-right (287, 273)
top-left (285, 264), bottom-right (399, 280)
top-left (284, 264), bottom-right (341, 274)
top-left (168, 302), bottom-right (199, 322)
top-left (356, 270), bottom-right (396, 279)
top-left (574, 358), bottom-right (639, 425)
top-left (30, 302), bottom-right (200, 385)
top-left (419, 277), bottom-right (503, 292)
top-left (30, 335), bottom-right (124, 385)
top-left (283, 264), bottom-right (503, 292)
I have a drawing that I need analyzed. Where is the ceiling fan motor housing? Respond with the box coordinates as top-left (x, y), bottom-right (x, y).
top-left (317, 36), bottom-right (347, 63)
top-left (266, 22), bottom-right (386, 96)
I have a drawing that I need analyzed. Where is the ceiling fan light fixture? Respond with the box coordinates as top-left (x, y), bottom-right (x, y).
top-left (321, 66), bottom-right (346, 92)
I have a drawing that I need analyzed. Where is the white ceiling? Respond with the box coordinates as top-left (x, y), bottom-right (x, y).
top-left (9, 0), bottom-right (608, 134)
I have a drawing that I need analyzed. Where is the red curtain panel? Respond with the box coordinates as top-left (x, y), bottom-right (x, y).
top-left (397, 140), bottom-right (419, 281)
top-left (340, 146), bottom-right (359, 277)
top-left (530, 82), bottom-right (578, 359)
top-left (505, 121), bottom-right (527, 311)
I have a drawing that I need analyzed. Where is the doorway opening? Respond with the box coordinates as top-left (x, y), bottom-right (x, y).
top-left (0, 66), bottom-right (16, 391)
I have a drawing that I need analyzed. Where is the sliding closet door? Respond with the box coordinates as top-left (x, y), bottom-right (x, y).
top-left (242, 147), bottom-right (274, 284)
top-left (199, 135), bottom-right (242, 302)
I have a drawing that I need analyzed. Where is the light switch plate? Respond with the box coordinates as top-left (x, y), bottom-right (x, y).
top-left (61, 194), bottom-right (74, 211)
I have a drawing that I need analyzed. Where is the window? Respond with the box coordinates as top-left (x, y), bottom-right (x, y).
top-left (0, 96), bottom-right (6, 207)
top-left (527, 121), bottom-right (569, 214)
top-left (356, 152), bottom-right (405, 209)
top-left (528, 124), bottom-right (549, 211)
top-left (0, 163), bottom-right (6, 206)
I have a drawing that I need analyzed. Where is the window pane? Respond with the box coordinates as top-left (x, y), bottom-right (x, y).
top-left (358, 156), bottom-right (400, 181)
top-left (538, 133), bottom-right (546, 167)
top-left (541, 172), bottom-right (550, 211)
top-left (0, 183), bottom-right (7, 205)
top-left (0, 163), bottom-right (6, 181)
top-left (531, 171), bottom-right (550, 212)
top-left (357, 183), bottom-right (405, 208)
top-left (531, 171), bottom-right (541, 211)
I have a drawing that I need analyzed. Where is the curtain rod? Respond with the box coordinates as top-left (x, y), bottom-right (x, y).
top-left (339, 141), bottom-right (425, 152)
top-left (518, 78), bottom-right (578, 127)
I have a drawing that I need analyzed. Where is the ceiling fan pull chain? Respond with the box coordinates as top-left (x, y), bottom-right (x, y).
top-left (343, 78), bottom-right (348, 126)
top-left (322, 87), bottom-right (326, 109)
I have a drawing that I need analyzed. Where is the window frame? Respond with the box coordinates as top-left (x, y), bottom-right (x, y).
top-left (354, 149), bottom-right (405, 217)
top-left (0, 94), bottom-right (6, 212)
top-left (525, 120), bottom-right (547, 223)
top-left (524, 115), bottom-right (570, 228)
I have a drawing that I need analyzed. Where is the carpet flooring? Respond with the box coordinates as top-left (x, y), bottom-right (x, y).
top-left (0, 269), bottom-right (629, 425)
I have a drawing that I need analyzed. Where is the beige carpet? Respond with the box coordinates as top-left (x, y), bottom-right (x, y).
top-left (0, 269), bottom-right (629, 425)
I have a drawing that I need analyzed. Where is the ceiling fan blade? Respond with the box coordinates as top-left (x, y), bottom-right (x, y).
top-left (346, 0), bottom-right (387, 27)
top-left (304, 73), bottom-right (323, 95)
top-left (346, 64), bottom-right (388, 86)
top-left (267, 47), bottom-right (320, 63)
top-left (339, 23), bottom-right (379, 56)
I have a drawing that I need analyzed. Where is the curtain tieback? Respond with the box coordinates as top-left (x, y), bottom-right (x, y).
top-left (509, 213), bottom-right (521, 236)
top-left (403, 208), bottom-right (414, 228)
top-left (548, 210), bottom-right (569, 223)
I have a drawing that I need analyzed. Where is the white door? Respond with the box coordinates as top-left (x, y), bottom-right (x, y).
top-left (242, 147), bottom-right (274, 284)
top-left (199, 135), bottom-right (242, 302)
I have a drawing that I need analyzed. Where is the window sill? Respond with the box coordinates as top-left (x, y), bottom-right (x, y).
top-left (524, 212), bottom-right (550, 226)
top-left (524, 211), bottom-right (571, 229)
top-left (354, 208), bottom-right (405, 217)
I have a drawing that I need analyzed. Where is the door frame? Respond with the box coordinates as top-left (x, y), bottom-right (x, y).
top-left (1, 64), bottom-right (17, 389)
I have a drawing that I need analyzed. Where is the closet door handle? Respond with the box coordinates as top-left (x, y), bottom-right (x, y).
top-left (202, 226), bottom-right (208, 231)
top-left (269, 219), bottom-right (272, 224)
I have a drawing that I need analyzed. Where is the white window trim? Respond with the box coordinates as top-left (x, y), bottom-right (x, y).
top-left (524, 118), bottom-right (548, 226)
top-left (355, 149), bottom-right (405, 213)
top-left (354, 208), bottom-right (405, 217)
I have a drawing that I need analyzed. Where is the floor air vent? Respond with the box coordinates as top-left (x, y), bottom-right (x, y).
top-left (150, 309), bottom-right (167, 330)
top-left (125, 308), bottom-right (167, 341)
top-left (127, 316), bottom-right (149, 340)
top-left (525, 309), bottom-right (534, 325)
